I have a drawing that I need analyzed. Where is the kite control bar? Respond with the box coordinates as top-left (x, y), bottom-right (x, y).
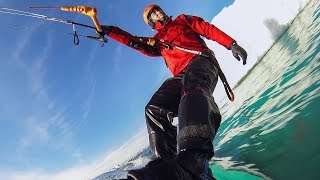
top-left (60, 6), bottom-right (102, 32)
top-left (28, 5), bottom-right (103, 32)
top-left (23, 5), bottom-right (106, 45)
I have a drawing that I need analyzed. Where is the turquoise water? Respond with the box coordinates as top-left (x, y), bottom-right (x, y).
top-left (211, 0), bottom-right (320, 179)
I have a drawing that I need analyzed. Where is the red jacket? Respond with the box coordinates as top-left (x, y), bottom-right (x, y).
top-left (108, 14), bottom-right (234, 76)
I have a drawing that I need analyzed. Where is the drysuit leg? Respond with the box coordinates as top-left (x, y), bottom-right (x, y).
top-left (176, 55), bottom-right (222, 180)
top-left (178, 55), bottom-right (221, 152)
top-left (145, 75), bottom-right (183, 159)
top-left (126, 56), bottom-right (222, 180)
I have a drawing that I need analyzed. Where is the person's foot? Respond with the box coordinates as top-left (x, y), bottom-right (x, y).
top-left (127, 158), bottom-right (182, 180)
top-left (126, 153), bottom-right (216, 180)
top-left (176, 150), bottom-right (216, 180)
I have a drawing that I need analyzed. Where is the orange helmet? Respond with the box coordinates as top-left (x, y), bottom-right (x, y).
top-left (143, 4), bottom-right (161, 28)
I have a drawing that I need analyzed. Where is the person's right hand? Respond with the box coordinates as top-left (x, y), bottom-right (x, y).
top-left (96, 25), bottom-right (113, 36)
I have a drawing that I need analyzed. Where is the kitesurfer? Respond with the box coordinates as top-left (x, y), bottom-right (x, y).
top-left (99, 4), bottom-right (247, 180)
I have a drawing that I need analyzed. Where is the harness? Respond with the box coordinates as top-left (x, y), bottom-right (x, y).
top-left (158, 39), bottom-right (235, 101)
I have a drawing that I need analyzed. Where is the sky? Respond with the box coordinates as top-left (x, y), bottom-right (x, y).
top-left (0, 0), bottom-right (308, 179)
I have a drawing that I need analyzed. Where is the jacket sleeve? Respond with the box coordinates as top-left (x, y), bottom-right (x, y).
top-left (107, 26), bottom-right (161, 57)
top-left (181, 14), bottom-right (235, 49)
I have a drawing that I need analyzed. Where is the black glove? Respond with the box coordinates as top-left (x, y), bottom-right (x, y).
top-left (96, 25), bottom-right (113, 36)
top-left (230, 41), bottom-right (247, 65)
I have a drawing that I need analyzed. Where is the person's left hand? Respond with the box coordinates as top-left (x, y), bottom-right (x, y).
top-left (230, 42), bottom-right (247, 65)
